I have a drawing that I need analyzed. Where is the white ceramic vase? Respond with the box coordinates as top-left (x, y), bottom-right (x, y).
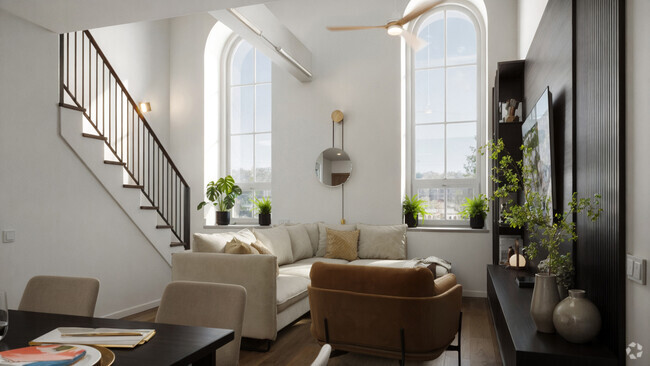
top-left (530, 273), bottom-right (560, 333)
top-left (553, 289), bottom-right (601, 343)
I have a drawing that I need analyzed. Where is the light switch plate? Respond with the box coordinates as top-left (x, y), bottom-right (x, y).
top-left (2, 230), bottom-right (15, 243)
top-left (627, 254), bottom-right (647, 285)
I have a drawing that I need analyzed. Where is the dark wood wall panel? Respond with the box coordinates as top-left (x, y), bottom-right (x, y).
top-left (575, 0), bottom-right (625, 360)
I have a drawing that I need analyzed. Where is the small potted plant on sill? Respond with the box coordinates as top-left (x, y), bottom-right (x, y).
top-left (252, 197), bottom-right (272, 226)
top-left (196, 175), bottom-right (242, 226)
top-left (402, 194), bottom-right (429, 228)
top-left (459, 194), bottom-right (489, 229)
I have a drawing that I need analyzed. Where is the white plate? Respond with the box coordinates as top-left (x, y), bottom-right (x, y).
top-left (69, 345), bottom-right (102, 366)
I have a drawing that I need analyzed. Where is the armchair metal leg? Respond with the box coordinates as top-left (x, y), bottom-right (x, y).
top-left (446, 312), bottom-right (463, 366)
top-left (400, 328), bottom-right (405, 366)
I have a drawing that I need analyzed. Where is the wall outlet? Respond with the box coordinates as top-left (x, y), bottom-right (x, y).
top-left (2, 230), bottom-right (15, 243)
top-left (627, 254), bottom-right (646, 285)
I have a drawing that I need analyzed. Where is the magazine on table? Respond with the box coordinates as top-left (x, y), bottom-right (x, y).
top-left (30, 327), bottom-right (155, 348)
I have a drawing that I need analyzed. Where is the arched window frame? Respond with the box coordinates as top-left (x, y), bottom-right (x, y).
top-left (220, 35), bottom-right (272, 222)
top-left (404, 1), bottom-right (487, 227)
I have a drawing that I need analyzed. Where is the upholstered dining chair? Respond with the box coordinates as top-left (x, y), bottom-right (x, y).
top-left (156, 281), bottom-right (247, 366)
top-left (19, 275), bottom-right (100, 317)
top-left (311, 344), bottom-right (332, 366)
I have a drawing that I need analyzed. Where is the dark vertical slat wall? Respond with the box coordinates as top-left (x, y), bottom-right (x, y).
top-left (575, 0), bottom-right (625, 360)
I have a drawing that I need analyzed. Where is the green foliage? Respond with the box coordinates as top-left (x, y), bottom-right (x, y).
top-left (402, 194), bottom-right (429, 220)
top-left (539, 257), bottom-right (574, 291)
top-left (252, 197), bottom-right (272, 215)
top-left (196, 175), bottom-right (243, 212)
top-left (459, 194), bottom-right (489, 219)
top-left (480, 139), bottom-right (602, 275)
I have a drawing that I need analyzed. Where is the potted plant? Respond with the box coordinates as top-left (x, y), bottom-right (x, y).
top-left (252, 197), bottom-right (272, 226)
top-left (459, 194), bottom-right (489, 229)
top-left (481, 139), bottom-right (602, 333)
top-left (402, 194), bottom-right (429, 228)
top-left (196, 175), bottom-right (242, 225)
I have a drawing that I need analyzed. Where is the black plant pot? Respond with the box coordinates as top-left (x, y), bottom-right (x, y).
top-left (259, 213), bottom-right (271, 226)
top-left (470, 215), bottom-right (485, 229)
top-left (216, 211), bottom-right (231, 226)
top-left (405, 214), bottom-right (418, 228)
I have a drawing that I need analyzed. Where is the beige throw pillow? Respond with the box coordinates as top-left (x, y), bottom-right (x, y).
top-left (192, 229), bottom-right (256, 253)
top-left (357, 224), bottom-right (407, 260)
top-left (317, 223), bottom-right (357, 257)
top-left (324, 228), bottom-right (359, 261)
top-left (251, 240), bottom-right (280, 277)
top-left (254, 227), bottom-right (294, 265)
top-left (303, 222), bottom-right (321, 255)
top-left (286, 224), bottom-right (313, 261)
top-left (224, 237), bottom-right (260, 254)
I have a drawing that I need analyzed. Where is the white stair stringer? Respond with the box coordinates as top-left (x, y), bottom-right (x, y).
top-left (59, 106), bottom-right (184, 266)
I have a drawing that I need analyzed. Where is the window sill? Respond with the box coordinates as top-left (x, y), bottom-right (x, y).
top-left (407, 226), bottom-right (490, 233)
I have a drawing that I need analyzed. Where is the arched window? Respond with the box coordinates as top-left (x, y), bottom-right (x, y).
top-left (407, 3), bottom-right (485, 225)
top-left (226, 38), bottom-right (272, 219)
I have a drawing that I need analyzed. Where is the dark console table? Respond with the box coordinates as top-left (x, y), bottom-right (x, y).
top-left (486, 265), bottom-right (617, 365)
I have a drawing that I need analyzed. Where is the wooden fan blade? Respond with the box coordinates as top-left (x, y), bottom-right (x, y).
top-left (326, 25), bottom-right (387, 31)
top-left (397, 0), bottom-right (442, 25)
top-left (401, 29), bottom-right (428, 51)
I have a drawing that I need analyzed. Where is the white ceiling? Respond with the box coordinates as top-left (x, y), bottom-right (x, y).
top-left (0, 0), bottom-right (267, 33)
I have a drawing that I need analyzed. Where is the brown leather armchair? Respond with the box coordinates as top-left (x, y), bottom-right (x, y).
top-left (308, 262), bottom-right (462, 365)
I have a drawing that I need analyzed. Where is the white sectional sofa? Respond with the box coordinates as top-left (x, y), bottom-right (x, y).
top-left (171, 223), bottom-right (450, 344)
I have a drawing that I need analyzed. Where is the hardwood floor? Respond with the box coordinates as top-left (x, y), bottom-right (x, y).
top-left (122, 297), bottom-right (501, 365)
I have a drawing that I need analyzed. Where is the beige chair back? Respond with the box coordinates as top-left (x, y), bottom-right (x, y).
top-left (156, 281), bottom-right (247, 366)
top-left (19, 275), bottom-right (100, 317)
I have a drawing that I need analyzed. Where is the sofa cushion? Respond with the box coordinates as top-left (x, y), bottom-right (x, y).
top-left (286, 225), bottom-right (313, 262)
top-left (193, 229), bottom-right (256, 253)
top-left (280, 257), bottom-right (350, 279)
top-left (349, 259), bottom-right (449, 278)
top-left (357, 224), bottom-right (407, 260)
top-left (276, 274), bottom-right (310, 313)
top-left (224, 237), bottom-right (260, 254)
top-left (324, 228), bottom-right (359, 261)
top-left (303, 223), bottom-right (320, 255)
top-left (254, 227), bottom-right (294, 265)
top-left (316, 223), bottom-right (356, 257)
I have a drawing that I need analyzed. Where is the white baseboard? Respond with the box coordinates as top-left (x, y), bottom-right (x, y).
top-left (100, 299), bottom-right (160, 319)
top-left (462, 290), bottom-right (487, 298)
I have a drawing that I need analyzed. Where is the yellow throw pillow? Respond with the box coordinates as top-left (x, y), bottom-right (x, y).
top-left (225, 237), bottom-right (260, 255)
top-left (324, 228), bottom-right (360, 261)
top-left (251, 240), bottom-right (280, 277)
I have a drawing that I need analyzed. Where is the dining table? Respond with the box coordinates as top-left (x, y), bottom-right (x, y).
top-left (0, 310), bottom-right (234, 365)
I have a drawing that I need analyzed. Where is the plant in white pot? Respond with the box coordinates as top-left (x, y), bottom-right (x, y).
top-left (482, 139), bottom-right (602, 333)
top-left (197, 175), bottom-right (242, 225)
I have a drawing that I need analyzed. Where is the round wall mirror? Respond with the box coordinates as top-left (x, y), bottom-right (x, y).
top-left (315, 148), bottom-right (352, 187)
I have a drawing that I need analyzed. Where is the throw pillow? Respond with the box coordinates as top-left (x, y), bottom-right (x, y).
top-left (324, 228), bottom-right (360, 261)
top-left (192, 229), bottom-right (256, 253)
top-left (302, 222), bottom-right (321, 255)
top-left (250, 240), bottom-right (280, 277)
top-left (316, 223), bottom-right (357, 257)
top-left (253, 227), bottom-right (294, 265)
top-left (286, 224), bottom-right (313, 261)
top-left (224, 237), bottom-right (260, 254)
top-left (357, 224), bottom-right (407, 260)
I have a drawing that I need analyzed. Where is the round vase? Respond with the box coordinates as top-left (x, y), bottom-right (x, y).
top-left (552, 289), bottom-right (601, 343)
top-left (530, 273), bottom-right (560, 333)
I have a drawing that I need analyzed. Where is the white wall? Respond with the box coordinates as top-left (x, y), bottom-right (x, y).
top-left (517, 0), bottom-right (548, 59)
top-left (626, 0), bottom-right (650, 361)
top-left (91, 20), bottom-right (172, 147)
top-left (170, 0), bottom-right (518, 297)
top-left (0, 9), bottom-right (171, 317)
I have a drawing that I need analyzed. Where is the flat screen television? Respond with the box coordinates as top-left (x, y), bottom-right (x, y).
top-left (521, 87), bottom-right (555, 216)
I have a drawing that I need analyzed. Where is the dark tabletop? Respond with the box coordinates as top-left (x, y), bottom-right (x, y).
top-left (0, 310), bottom-right (233, 366)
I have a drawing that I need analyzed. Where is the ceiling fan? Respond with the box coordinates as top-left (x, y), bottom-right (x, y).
top-left (326, 1), bottom-right (441, 51)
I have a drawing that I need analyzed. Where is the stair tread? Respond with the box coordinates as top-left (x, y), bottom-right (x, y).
top-left (140, 206), bottom-right (159, 210)
top-left (156, 225), bottom-right (173, 229)
top-left (104, 160), bottom-right (126, 166)
top-left (123, 184), bottom-right (144, 189)
top-left (82, 133), bottom-right (107, 141)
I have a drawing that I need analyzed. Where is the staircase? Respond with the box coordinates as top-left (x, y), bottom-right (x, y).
top-left (57, 31), bottom-right (189, 264)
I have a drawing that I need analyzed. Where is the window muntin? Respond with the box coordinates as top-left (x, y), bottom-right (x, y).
top-left (228, 39), bottom-right (272, 219)
top-left (410, 7), bottom-right (481, 225)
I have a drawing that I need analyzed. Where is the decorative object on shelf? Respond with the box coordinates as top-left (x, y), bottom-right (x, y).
top-left (553, 289), bottom-right (601, 343)
top-left (252, 197), bottom-right (272, 226)
top-left (507, 239), bottom-right (526, 268)
top-left (459, 194), bottom-right (489, 229)
top-left (197, 175), bottom-right (242, 226)
top-left (499, 99), bottom-right (522, 122)
top-left (499, 235), bottom-right (521, 265)
top-left (402, 194), bottom-right (429, 228)
top-left (530, 273), bottom-right (560, 333)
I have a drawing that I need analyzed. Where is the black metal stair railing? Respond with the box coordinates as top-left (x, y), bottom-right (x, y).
top-left (59, 31), bottom-right (190, 249)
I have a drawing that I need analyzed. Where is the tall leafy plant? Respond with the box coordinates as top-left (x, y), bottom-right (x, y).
top-left (480, 139), bottom-right (602, 277)
top-left (197, 175), bottom-right (242, 212)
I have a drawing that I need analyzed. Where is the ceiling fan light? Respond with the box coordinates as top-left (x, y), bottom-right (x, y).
top-left (387, 24), bottom-right (403, 36)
